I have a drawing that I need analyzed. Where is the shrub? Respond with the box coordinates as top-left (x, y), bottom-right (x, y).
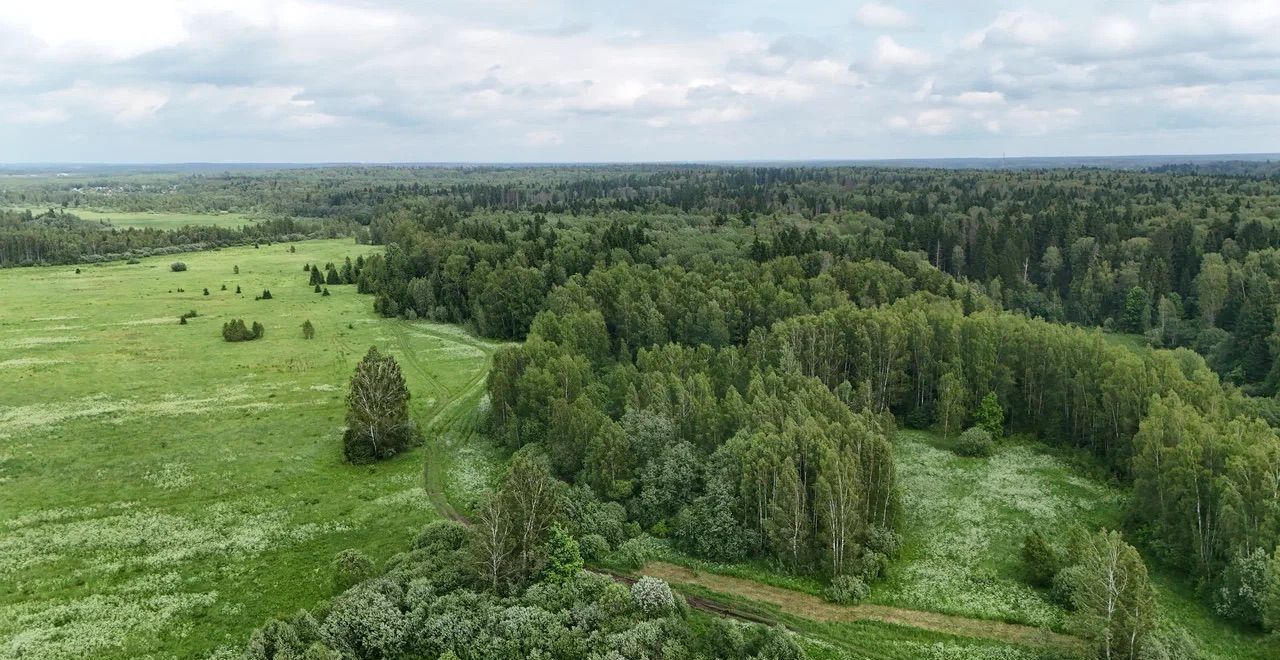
top-left (179, 317), bottom-right (187, 325)
top-left (74, 268), bottom-right (81, 274)
top-left (126, 258), bottom-right (140, 264)
top-left (850, 546), bottom-right (888, 581)
top-left (578, 534), bottom-right (610, 562)
top-left (236, 285), bottom-right (242, 293)
top-left (234, 265), bottom-right (239, 274)
top-left (222, 319), bottom-right (263, 342)
top-left (170, 261), bottom-right (187, 272)
top-left (322, 288), bottom-right (331, 297)
top-left (221, 284), bottom-right (227, 291)
top-left (333, 549), bottom-right (376, 590)
top-left (314, 284), bottom-right (322, 293)
top-left (614, 534), bottom-right (666, 569)
top-left (904, 404), bottom-right (933, 429)
top-left (863, 524), bottom-right (902, 558)
top-left (974, 392), bottom-right (1005, 438)
top-left (262, 289), bottom-right (273, 299)
top-left (203, 288), bottom-right (210, 296)
top-left (412, 520), bottom-right (469, 553)
top-left (1049, 563), bottom-right (1084, 608)
top-left (322, 585), bottom-right (406, 657)
top-left (180, 310), bottom-right (198, 319)
top-left (1022, 530), bottom-right (1062, 588)
top-left (302, 319), bottom-right (315, 339)
top-left (825, 574), bottom-right (869, 604)
top-left (543, 526), bottom-right (583, 584)
top-left (954, 426), bottom-right (994, 457)
top-left (630, 576), bottom-right (676, 616)
top-left (1215, 548), bottom-right (1273, 628)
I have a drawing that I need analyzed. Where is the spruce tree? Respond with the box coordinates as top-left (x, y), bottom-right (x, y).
top-left (302, 320), bottom-right (315, 339)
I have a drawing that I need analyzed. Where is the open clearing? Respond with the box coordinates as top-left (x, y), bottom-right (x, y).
top-left (5, 207), bottom-right (260, 230)
top-left (630, 431), bottom-right (1271, 659)
top-left (0, 240), bottom-right (494, 659)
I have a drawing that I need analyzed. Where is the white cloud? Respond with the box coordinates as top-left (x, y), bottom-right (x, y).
top-left (853, 3), bottom-right (914, 30)
top-left (870, 36), bottom-right (934, 71)
top-left (954, 91), bottom-right (1005, 105)
top-left (0, 0), bottom-right (1278, 160)
top-left (524, 130), bottom-right (563, 146)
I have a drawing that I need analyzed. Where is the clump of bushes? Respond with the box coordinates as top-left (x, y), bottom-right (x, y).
top-left (170, 261), bottom-right (187, 272)
top-left (126, 258), bottom-right (140, 264)
top-left (1021, 530), bottom-right (1062, 587)
top-left (825, 574), bottom-right (869, 604)
top-left (630, 576), bottom-right (677, 616)
top-left (954, 426), bottom-right (994, 457)
top-left (222, 319), bottom-right (264, 342)
top-left (332, 549), bottom-right (376, 590)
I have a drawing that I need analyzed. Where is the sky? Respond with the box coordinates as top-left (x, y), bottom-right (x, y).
top-left (1, 0), bottom-right (1279, 163)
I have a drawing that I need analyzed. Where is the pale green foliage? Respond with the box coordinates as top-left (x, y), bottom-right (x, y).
top-left (322, 585), bottom-right (407, 658)
top-left (955, 426), bottom-right (994, 458)
top-left (1063, 529), bottom-right (1157, 660)
top-left (629, 576), bottom-right (676, 616)
top-left (333, 549), bottom-right (376, 590)
top-left (825, 574), bottom-right (869, 604)
top-left (1215, 548), bottom-right (1273, 628)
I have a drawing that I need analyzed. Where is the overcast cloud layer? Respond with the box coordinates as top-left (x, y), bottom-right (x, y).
top-left (2, 0), bottom-right (1279, 162)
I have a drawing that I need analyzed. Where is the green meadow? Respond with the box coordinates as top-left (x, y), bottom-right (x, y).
top-left (6, 207), bottom-right (260, 230)
top-left (0, 239), bottom-right (494, 659)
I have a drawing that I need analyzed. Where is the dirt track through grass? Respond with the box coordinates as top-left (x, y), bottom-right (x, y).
top-left (640, 562), bottom-right (1082, 653)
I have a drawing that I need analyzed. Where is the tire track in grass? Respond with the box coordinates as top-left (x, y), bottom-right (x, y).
top-left (639, 561), bottom-right (1083, 653)
top-left (391, 322), bottom-right (497, 524)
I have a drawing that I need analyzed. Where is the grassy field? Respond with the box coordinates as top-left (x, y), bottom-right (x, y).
top-left (882, 431), bottom-right (1268, 658)
top-left (7, 207), bottom-right (260, 230)
top-left (0, 239), bottom-right (495, 659)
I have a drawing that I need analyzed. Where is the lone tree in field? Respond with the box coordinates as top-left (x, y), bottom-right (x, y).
top-left (302, 320), bottom-right (315, 339)
top-left (170, 261), bottom-right (187, 272)
top-left (343, 347), bottom-right (420, 463)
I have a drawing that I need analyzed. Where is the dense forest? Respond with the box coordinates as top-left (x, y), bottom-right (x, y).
top-left (10, 163), bottom-right (1280, 391)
